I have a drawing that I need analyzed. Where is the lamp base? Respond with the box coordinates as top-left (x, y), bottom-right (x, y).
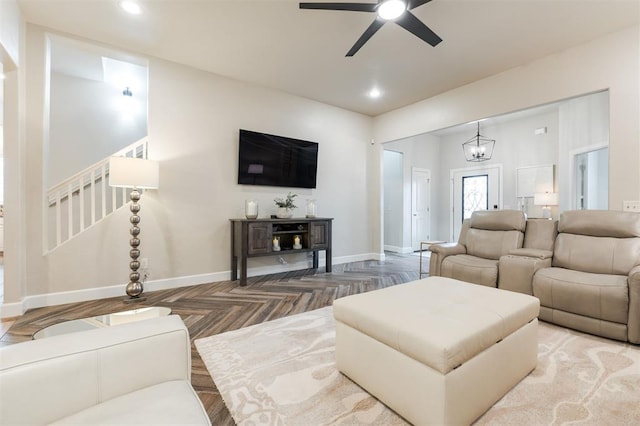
top-left (123, 296), bottom-right (147, 304)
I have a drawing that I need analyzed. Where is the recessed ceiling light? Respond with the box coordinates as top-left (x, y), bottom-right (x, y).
top-left (119, 1), bottom-right (142, 15)
top-left (369, 88), bottom-right (381, 98)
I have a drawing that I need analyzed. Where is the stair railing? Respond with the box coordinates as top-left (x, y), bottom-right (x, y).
top-left (45, 138), bottom-right (148, 252)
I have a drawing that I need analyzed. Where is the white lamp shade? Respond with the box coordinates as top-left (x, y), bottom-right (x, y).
top-left (109, 157), bottom-right (159, 189)
top-left (534, 192), bottom-right (558, 206)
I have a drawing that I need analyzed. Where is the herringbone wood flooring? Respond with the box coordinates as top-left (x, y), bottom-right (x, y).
top-left (2, 253), bottom-right (422, 424)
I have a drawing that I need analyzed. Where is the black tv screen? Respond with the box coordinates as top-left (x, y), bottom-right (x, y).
top-left (237, 129), bottom-right (319, 189)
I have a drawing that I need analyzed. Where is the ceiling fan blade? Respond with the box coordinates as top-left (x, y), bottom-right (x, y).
top-left (346, 18), bottom-right (385, 56)
top-left (395, 10), bottom-right (442, 47)
top-left (299, 2), bottom-right (377, 12)
top-left (407, 0), bottom-right (433, 10)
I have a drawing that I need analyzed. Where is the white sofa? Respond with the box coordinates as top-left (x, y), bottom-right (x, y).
top-left (0, 315), bottom-right (211, 425)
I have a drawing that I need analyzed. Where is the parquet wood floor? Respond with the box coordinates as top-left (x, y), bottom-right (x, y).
top-left (2, 253), bottom-right (422, 424)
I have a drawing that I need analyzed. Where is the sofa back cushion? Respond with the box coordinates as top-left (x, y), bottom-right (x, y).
top-left (558, 210), bottom-right (640, 238)
top-left (553, 234), bottom-right (640, 275)
top-left (465, 210), bottom-right (526, 260)
top-left (466, 229), bottom-right (524, 260)
top-left (469, 210), bottom-right (526, 232)
top-left (523, 219), bottom-right (558, 251)
top-left (552, 210), bottom-right (640, 274)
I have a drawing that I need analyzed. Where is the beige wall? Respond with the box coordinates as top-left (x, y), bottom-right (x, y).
top-left (15, 25), bottom-right (374, 302)
top-left (373, 25), bottom-right (640, 211)
top-left (2, 20), bottom-right (639, 314)
top-left (1, 0), bottom-right (26, 308)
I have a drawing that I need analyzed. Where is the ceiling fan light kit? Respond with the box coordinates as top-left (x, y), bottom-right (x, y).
top-left (299, 0), bottom-right (442, 56)
top-left (462, 122), bottom-right (496, 162)
top-left (378, 0), bottom-right (407, 20)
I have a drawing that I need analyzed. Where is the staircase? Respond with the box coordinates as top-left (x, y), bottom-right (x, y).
top-left (46, 138), bottom-right (149, 252)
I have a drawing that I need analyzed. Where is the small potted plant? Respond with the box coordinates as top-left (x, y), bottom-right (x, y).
top-left (274, 192), bottom-right (297, 218)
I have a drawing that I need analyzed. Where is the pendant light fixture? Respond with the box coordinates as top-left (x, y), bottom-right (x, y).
top-left (462, 122), bottom-right (495, 162)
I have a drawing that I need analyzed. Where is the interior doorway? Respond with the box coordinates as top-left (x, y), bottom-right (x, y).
top-left (572, 146), bottom-right (608, 210)
top-left (450, 164), bottom-right (503, 241)
top-left (383, 150), bottom-right (404, 252)
top-left (411, 168), bottom-right (431, 250)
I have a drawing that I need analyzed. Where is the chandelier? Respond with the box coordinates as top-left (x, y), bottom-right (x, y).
top-left (462, 122), bottom-right (495, 162)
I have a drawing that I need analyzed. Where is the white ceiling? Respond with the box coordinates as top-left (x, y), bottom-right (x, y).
top-left (16, 0), bottom-right (640, 116)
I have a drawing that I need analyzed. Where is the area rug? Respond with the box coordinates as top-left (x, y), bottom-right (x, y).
top-left (195, 307), bottom-right (640, 425)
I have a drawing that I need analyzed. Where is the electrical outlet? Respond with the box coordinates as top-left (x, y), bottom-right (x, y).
top-left (140, 258), bottom-right (149, 269)
top-left (623, 201), bottom-right (640, 212)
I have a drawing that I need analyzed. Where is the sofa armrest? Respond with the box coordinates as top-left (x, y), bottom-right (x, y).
top-left (507, 248), bottom-right (553, 260)
top-left (428, 243), bottom-right (466, 277)
top-left (0, 315), bottom-right (191, 425)
top-left (628, 265), bottom-right (640, 344)
top-left (429, 242), bottom-right (466, 256)
top-left (498, 254), bottom-right (552, 295)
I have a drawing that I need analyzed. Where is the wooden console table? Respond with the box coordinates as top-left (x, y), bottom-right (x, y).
top-left (230, 217), bottom-right (333, 286)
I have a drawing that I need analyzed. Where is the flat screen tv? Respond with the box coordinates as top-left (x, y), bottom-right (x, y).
top-left (237, 129), bottom-right (319, 189)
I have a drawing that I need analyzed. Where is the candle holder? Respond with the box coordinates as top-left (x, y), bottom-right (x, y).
top-left (306, 199), bottom-right (317, 218)
top-left (245, 199), bottom-right (258, 219)
top-left (293, 234), bottom-right (302, 249)
top-left (272, 236), bottom-right (281, 251)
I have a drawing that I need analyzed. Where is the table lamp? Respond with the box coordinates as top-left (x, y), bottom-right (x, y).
top-left (534, 192), bottom-right (558, 219)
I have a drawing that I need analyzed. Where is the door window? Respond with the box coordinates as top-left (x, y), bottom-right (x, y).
top-left (462, 174), bottom-right (488, 221)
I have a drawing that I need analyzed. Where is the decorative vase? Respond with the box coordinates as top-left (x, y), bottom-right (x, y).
top-left (245, 200), bottom-right (258, 219)
top-left (306, 199), bottom-right (316, 218)
top-left (276, 207), bottom-right (293, 218)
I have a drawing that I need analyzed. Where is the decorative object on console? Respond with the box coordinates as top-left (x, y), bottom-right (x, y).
top-left (274, 192), bottom-right (297, 218)
top-left (293, 235), bottom-right (302, 249)
top-left (272, 236), bottom-right (281, 251)
top-left (109, 156), bottom-right (159, 302)
top-left (534, 192), bottom-right (558, 219)
top-left (306, 199), bottom-right (317, 218)
top-left (462, 121), bottom-right (495, 162)
top-left (245, 200), bottom-right (258, 219)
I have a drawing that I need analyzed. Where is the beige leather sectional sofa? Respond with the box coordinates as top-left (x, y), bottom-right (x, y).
top-left (430, 209), bottom-right (640, 344)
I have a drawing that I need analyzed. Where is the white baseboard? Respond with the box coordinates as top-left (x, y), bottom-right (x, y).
top-left (383, 245), bottom-right (414, 254)
top-left (0, 252), bottom-right (384, 318)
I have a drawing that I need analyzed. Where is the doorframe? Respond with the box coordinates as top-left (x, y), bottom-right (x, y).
top-left (449, 163), bottom-right (503, 241)
top-left (411, 167), bottom-right (431, 251)
top-left (568, 142), bottom-right (608, 210)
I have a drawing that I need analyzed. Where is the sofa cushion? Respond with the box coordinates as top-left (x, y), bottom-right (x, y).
top-left (469, 210), bottom-right (526, 232)
top-left (441, 255), bottom-right (498, 286)
top-left (559, 210), bottom-right (640, 238)
top-left (49, 380), bottom-right (210, 425)
top-left (552, 233), bottom-right (640, 275)
top-left (533, 267), bottom-right (629, 324)
top-left (466, 229), bottom-right (524, 260)
top-left (523, 218), bottom-right (558, 251)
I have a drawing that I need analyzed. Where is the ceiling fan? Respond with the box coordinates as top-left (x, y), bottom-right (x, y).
top-left (299, 0), bottom-right (442, 57)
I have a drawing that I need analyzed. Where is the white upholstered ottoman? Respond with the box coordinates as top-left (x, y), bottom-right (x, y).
top-left (333, 276), bottom-right (539, 425)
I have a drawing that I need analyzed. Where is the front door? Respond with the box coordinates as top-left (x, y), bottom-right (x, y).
top-left (451, 165), bottom-right (502, 241)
